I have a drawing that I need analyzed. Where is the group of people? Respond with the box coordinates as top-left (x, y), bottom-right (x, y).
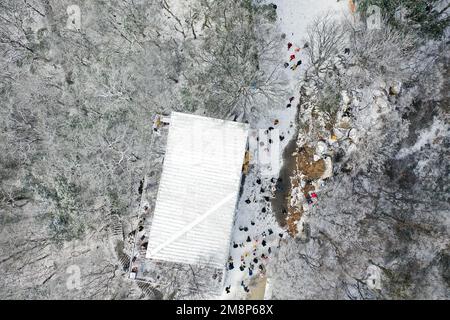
top-left (224, 173), bottom-right (289, 295)
top-left (225, 225), bottom-right (277, 295)
top-left (284, 41), bottom-right (307, 71)
top-left (225, 178), bottom-right (282, 293)
top-left (287, 95), bottom-right (295, 108)
top-left (244, 175), bottom-right (282, 207)
top-left (225, 281), bottom-right (250, 293)
top-left (227, 225), bottom-right (275, 274)
top-left (306, 192), bottom-right (318, 205)
top-left (225, 103), bottom-right (300, 295)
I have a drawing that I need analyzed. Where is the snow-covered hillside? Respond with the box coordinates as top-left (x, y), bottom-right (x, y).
top-left (0, 0), bottom-right (448, 300)
top-left (220, 0), bottom-right (351, 300)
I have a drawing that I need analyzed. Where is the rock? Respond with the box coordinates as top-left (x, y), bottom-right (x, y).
top-left (341, 90), bottom-right (351, 105)
top-left (330, 133), bottom-right (338, 143)
top-left (375, 97), bottom-right (389, 111)
top-left (338, 116), bottom-right (352, 129)
top-left (348, 128), bottom-right (358, 142)
top-left (317, 141), bottom-right (328, 155)
top-left (389, 82), bottom-right (402, 95)
top-left (321, 157), bottom-right (333, 179)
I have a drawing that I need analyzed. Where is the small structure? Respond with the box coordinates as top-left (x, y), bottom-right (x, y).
top-left (130, 112), bottom-right (249, 296)
top-left (146, 112), bottom-right (249, 267)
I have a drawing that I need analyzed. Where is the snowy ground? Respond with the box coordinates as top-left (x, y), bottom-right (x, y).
top-left (219, 0), bottom-right (348, 300)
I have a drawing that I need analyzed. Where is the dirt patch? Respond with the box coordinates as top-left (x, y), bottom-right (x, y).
top-left (242, 150), bottom-right (251, 174)
top-left (272, 142), bottom-right (326, 237)
top-left (295, 145), bottom-right (325, 180)
top-left (247, 276), bottom-right (267, 300)
top-left (286, 205), bottom-right (303, 237)
top-left (302, 183), bottom-right (315, 197)
top-left (285, 145), bottom-right (324, 237)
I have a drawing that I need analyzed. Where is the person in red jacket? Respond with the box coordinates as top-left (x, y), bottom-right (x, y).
top-left (289, 54), bottom-right (295, 61)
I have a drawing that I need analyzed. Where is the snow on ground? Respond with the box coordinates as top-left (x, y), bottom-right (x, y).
top-left (66, 5), bottom-right (81, 31)
top-left (219, 0), bottom-right (349, 299)
top-left (396, 117), bottom-right (448, 160)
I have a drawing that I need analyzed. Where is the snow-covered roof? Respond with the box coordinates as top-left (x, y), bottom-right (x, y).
top-left (146, 112), bottom-right (249, 269)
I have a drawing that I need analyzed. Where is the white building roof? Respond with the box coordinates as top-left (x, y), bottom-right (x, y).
top-left (146, 112), bottom-right (249, 269)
